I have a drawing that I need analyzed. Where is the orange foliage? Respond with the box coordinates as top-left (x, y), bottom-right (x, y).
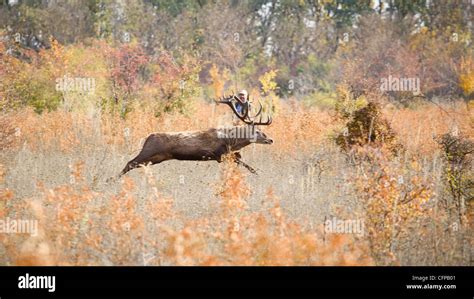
top-left (0, 100), bottom-right (471, 266)
top-left (388, 103), bottom-right (472, 155)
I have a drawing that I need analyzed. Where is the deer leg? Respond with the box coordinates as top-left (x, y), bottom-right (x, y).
top-left (107, 158), bottom-right (148, 183)
top-left (119, 158), bottom-right (151, 176)
top-left (119, 134), bottom-right (169, 177)
top-left (235, 159), bottom-right (257, 174)
top-left (119, 150), bottom-right (161, 176)
top-left (120, 152), bottom-right (170, 176)
top-left (233, 152), bottom-right (257, 174)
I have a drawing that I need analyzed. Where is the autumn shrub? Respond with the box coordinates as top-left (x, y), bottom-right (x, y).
top-left (103, 42), bottom-right (149, 117)
top-left (350, 146), bottom-right (433, 265)
top-left (150, 51), bottom-right (202, 116)
top-left (436, 133), bottom-right (473, 225)
top-left (458, 57), bottom-right (474, 100)
top-left (0, 113), bottom-right (19, 151)
top-left (334, 86), bottom-right (401, 154)
top-left (258, 70), bottom-right (280, 115)
top-left (0, 38), bottom-right (64, 113)
top-left (0, 36), bottom-right (202, 118)
top-left (208, 63), bottom-right (230, 98)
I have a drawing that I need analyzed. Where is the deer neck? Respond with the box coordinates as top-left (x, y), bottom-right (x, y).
top-left (218, 126), bottom-right (253, 151)
top-left (230, 138), bottom-right (251, 151)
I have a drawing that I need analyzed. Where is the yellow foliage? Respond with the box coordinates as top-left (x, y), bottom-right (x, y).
top-left (209, 64), bottom-right (229, 97)
top-left (459, 57), bottom-right (474, 96)
top-left (258, 70), bottom-right (280, 115)
top-left (259, 70), bottom-right (278, 95)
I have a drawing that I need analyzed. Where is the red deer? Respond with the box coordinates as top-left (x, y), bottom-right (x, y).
top-left (118, 94), bottom-right (272, 177)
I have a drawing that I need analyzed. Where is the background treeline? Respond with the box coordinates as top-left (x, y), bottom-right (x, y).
top-left (0, 0), bottom-right (472, 114)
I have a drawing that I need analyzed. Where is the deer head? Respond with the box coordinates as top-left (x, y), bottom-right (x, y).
top-left (215, 93), bottom-right (273, 145)
top-left (215, 93), bottom-right (272, 126)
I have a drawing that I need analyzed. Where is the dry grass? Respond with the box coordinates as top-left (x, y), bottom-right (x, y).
top-left (0, 99), bottom-right (472, 265)
top-left (388, 103), bottom-right (473, 155)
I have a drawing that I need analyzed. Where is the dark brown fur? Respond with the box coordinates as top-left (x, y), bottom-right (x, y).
top-left (119, 126), bottom-right (273, 176)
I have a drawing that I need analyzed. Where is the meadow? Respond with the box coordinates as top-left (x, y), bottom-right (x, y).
top-left (0, 99), bottom-right (472, 265)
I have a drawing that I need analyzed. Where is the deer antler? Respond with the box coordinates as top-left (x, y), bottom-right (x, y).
top-left (250, 101), bottom-right (272, 125)
top-left (215, 94), bottom-right (272, 126)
